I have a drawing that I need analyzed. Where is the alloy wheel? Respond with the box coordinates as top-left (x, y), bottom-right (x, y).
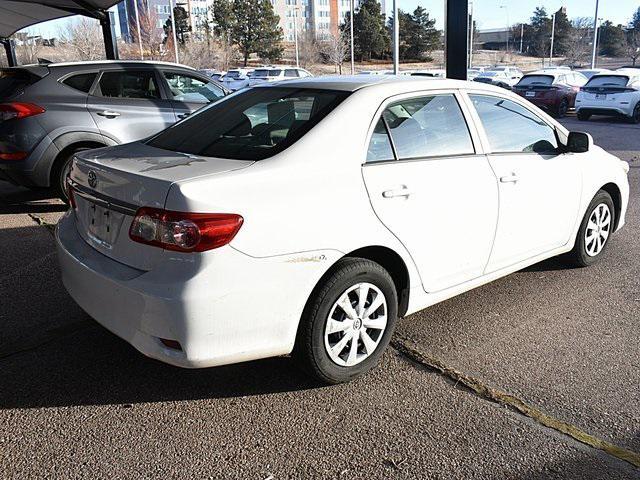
top-left (324, 282), bottom-right (388, 367)
top-left (585, 203), bottom-right (611, 257)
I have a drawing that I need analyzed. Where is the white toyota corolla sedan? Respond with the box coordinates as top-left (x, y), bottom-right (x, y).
top-left (56, 76), bottom-right (629, 384)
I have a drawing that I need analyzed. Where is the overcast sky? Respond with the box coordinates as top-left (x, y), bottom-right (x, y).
top-left (24, 0), bottom-right (640, 38)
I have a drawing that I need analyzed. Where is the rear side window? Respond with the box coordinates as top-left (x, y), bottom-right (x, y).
top-left (96, 71), bottom-right (160, 99)
top-left (148, 87), bottom-right (349, 160)
top-left (0, 69), bottom-right (40, 97)
top-left (470, 94), bottom-right (558, 154)
top-left (61, 73), bottom-right (97, 93)
top-left (377, 94), bottom-right (474, 160)
top-left (284, 69), bottom-right (299, 78)
top-left (366, 118), bottom-right (395, 163)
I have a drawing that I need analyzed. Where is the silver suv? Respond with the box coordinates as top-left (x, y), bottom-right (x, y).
top-left (0, 60), bottom-right (227, 200)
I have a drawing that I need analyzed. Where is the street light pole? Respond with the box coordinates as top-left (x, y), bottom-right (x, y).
top-left (550, 12), bottom-right (556, 66)
top-left (350, 0), bottom-right (354, 74)
top-left (591, 0), bottom-right (600, 68)
top-left (392, 0), bottom-right (399, 74)
top-left (520, 23), bottom-right (524, 53)
top-left (132, 0), bottom-right (143, 59)
top-left (169, 0), bottom-right (179, 63)
top-left (293, 1), bottom-right (299, 68)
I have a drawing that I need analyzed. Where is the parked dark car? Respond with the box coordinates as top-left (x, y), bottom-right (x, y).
top-left (513, 70), bottom-right (587, 117)
top-left (0, 60), bottom-right (227, 200)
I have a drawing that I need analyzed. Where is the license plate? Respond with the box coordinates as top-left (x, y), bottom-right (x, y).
top-left (595, 93), bottom-right (606, 99)
top-left (525, 91), bottom-right (535, 97)
top-left (86, 202), bottom-right (122, 247)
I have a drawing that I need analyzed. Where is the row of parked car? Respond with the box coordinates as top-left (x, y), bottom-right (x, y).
top-left (201, 66), bottom-right (313, 91)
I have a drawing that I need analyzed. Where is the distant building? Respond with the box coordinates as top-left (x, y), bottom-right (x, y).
top-left (476, 28), bottom-right (510, 50)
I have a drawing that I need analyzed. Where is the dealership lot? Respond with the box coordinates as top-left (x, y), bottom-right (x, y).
top-left (0, 116), bottom-right (638, 479)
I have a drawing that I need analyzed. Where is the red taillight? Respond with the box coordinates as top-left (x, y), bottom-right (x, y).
top-left (0, 151), bottom-right (27, 160)
top-left (129, 207), bottom-right (243, 252)
top-left (0, 102), bottom-right (45, 121)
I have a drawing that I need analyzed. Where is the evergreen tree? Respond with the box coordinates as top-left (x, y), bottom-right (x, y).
top-left (163, 6), bottom-right (191, 44)
top-left (529, 7), bottom-right (551, 57)
top-left (550, 8), bottom-right (572, 56)
top-left (230, 0), bottom-right (283, 66)
top-left (387, 7), bottom-right (440, 61)
top-left (342, 0), bottom-right (389, 61)
top-left (631, 6), bottom-right (640, 31)
top-left (212, 0), bottom-right (235, 37)
top-left (598, 21), bottom-right (626, 56)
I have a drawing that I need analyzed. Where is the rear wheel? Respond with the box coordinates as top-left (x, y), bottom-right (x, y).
top-left (564, 190), bottom-right (615, 267)
top-left (293, 258), bottom-right (398, 384)
top-left (51, 147), bottom-right (89, 203)
top-left (555, 98), bottom-right (569, 118)
top-left (577, 110), bottom-right (591, 121)
top-left (629, 103), bottom-right (640, 124)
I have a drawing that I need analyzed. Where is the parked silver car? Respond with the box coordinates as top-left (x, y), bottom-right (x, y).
top-left (0, 60), bottom-right (227, 200)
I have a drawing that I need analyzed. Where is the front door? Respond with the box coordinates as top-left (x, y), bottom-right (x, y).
top-left (87, 69), bottom-right (176, 144)
top-left (467, 94), bottom-right (582, 272)
top-left (362, 92), bottom-right (499, 293)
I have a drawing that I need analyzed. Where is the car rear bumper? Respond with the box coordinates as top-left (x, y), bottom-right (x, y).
top-left (575, 102), bottom-right (634, 117)
top-left (56, 210), bottom-right (341, 368)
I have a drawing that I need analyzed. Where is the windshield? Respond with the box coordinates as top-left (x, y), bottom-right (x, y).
top-left (147, 87), bottom-right (350, 161)
top-left (586, 75), bottom-right (629, 87)
top-left (518, 75), bottom-right (554, 86)
top-left (225, 71), bottom-right (243, 79)
top-left (482, 72), bottom-right (499, 77)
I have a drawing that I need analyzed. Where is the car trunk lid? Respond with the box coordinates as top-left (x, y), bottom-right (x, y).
top-left (69, 142), bottom-right (253, 270)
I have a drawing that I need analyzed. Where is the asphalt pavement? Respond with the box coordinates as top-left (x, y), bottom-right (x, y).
top-left (0, 114), bottom-right (638, 479)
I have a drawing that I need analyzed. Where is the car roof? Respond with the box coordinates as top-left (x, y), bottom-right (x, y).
top-left (32, 60), bottom-right (197, 70)
top-left (254, 75), bottom-right (500, 93)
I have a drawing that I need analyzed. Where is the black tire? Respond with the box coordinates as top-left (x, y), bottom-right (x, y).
top-left (629, 102), bottom-right (640, 124)
top-left (555, 98), bottom-right (569, 118)
top-left (51, 147), bottom-right (89, 203)
top-left (293, 258), bottom-right (398, 384)
top-left (564, 190), bottom-right (615, 267)
top-left (577, 111), bottom-right (591, 121)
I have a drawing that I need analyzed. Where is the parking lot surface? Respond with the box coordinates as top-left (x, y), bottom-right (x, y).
top-left (1, 115), bottom-right (638, 479)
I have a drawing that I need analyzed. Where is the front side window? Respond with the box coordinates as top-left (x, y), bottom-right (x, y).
top-left (96, 71), bottom-right (160, 99)
top-left (284, 69), bottom-right (299, 78)
top-left (148, 87), bottom-right (349, 160)
top-left (163, 72), bottom-right (224, 103)
top-left (469, 94), bottom-right (558, 154)
top-left (378, 94), bottom-right (474, 160)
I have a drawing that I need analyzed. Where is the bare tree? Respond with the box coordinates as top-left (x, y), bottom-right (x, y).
top-left (58, 17), bottom-right (103, 60)
top-left (626, 30), bottom-right (640, 66)
top-left (563, 17), bottom-right (592, 66)
top-left (321, 31), bottom-right (348, 74)
top-left (297, 30), bottom-right (319, 68)
top-left (136, 8), bottom-right (169, 60)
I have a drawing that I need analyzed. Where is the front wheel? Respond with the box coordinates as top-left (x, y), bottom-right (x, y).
top-left (564, 190), bottom-right (615, 267)
top-left (293, 258), bottom-right (398, 384)
top-left (577, 111), bottom-right (591, 121)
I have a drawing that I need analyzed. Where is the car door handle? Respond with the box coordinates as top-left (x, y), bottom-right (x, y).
top-left (382, 186), bottom-right (413, 198)
top-left (178, 112), bottom-right (191, 119)
top-left (96, 110), bottom-right (121, 118)
top-left (499, 173), bottom-right (519, 183)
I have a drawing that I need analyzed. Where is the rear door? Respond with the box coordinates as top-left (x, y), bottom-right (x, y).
top-left (160, 70), bottom-right (226, 120)
top-left (465, 93), bottom-right (582, 272)
top-left (87, 68), bottom-right (176, 144)
top-left (362, 91), bottom-right (499, 293)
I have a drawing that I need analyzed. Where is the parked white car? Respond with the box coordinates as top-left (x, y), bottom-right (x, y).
top-left (222, 69), bottom-right (253, 91)
top-left (248, 67), bottom-right (313, 86)
top-left (575, 72), bottom-right (640, 123)
top-left (404, 69), bottom-right (446, 78)
top-left (491, 65), bottom-right (523, 81)
top-left (57, 77), bottom-right (629, 384)
top-left (473, 70), bottom-right (518, 89)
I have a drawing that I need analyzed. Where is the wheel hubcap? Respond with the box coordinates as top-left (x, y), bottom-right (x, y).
top-left (585, 203), bottom-right (611, 257)
top-left (324, 282), bottom-right (387, 367)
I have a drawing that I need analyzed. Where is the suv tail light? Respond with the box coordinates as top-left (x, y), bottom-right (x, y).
top-left (129, 207), bottom-right (243, 252)
top-left (0, 102), bottom-right (45, 121)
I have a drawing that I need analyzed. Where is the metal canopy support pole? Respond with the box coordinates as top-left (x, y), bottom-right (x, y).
top-left (445, 0), bottom-right (468, 80)
top-left (1, 38), bottom-right (18, 67)
top-left (100, 10), bottom-right (119, 59)
top-left (591, 0), bottom-right (600, 69)
top-left (392, 0), bottom-right (399, 74)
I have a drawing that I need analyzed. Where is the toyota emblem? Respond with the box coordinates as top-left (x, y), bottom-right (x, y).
top-left (88, 170), bottom-right (97, 188)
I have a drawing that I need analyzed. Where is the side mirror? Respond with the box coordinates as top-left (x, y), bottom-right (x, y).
top-left (567, 131), bottom-right (593, 153)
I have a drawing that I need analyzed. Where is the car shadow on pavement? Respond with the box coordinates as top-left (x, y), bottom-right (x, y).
top-left (0, 184), bottom-right (66, 214)
top-left (0, 322), bottom-right (324, 410)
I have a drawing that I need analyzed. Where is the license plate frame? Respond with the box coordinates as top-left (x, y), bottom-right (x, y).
top-left (595, 93), bottom-right (607, 100)
top-left (86, 202), bottom-right (118, 247)
top-left (525, 91), bottom-right (536, 98)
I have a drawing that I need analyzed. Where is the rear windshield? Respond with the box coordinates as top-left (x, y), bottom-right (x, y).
top-left (586, 75), bottom-right (629, 87)
top-left (147, 87), bottom-right (350, 161)
top-left (225, 71), bottom-right (243, 79)
top-left (0, 69), bottom-right (41, 97)
top-left (518, 75), bottom-right (554, 86)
